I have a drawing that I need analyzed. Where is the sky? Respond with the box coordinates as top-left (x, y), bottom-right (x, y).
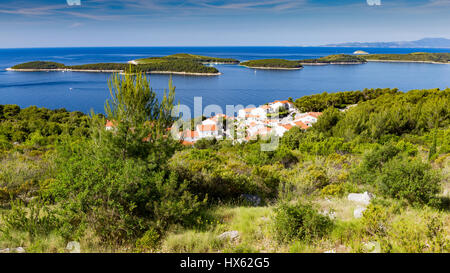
top-left (0, 0), bottom-right (449, 47)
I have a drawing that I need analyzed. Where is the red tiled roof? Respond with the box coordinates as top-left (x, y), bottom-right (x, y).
top-left (105, 120), bottom-right (116, 128)
top-left (257, 127), bottom-right (272, 135)
top-left (294, 121), bottom-right (308, 130)
top-left (197, 124), bottom-right (217, 132)
top-left (243, 107), bottom-right (256, 112)
top-left (246, 114), bottom-right (260, 118)
top-left (181, 130), bottom-right (198, 139)
top-left (307, 112), bottom-right (322, 118)
top-left (282, 124), bottom-right (293, 130)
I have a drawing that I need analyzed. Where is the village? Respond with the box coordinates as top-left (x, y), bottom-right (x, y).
top-left (177, 100), bottom-right (322, 145)
top-left (105, 99), bottom-right (322, 145)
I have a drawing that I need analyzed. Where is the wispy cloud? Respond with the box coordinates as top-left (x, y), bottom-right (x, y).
top-left (191, 0), bottom-right (307, 11)
top-left (69, 22), bottom-right (83, 28)
top-left (424, 0), bottom-right (450, 6)
top-left (0, 4), bottom-right (66, 15)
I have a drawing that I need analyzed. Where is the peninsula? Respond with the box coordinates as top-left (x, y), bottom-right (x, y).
top-left (133, 53), bottom-right (240, 65)
top-left (362, 52), bottom-right (450, 64)
top-left (240, 59), bottom-right (303, 70)
top-left (299, 54), bottom-right (367, 65)
top-left (6, 53), bottom-right (242, 76)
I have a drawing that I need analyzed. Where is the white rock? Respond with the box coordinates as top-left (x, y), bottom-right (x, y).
top-left (324, 249), bottom-right (336, 253)
top-left (321, 210), bottom-right (336, 220)
top-left (0, 248), bottom-right (10, 253)
top-left (14, 247), bottom-right (26, 253)
top-left (66, 241), bottom-right (81, 253)
top-left (347, 191), bottom-right (373, 206)
top-left (218, 231), bottom-right (239, 241)
top-left (363, 241), bottom-right (381, 253)
top-left (353, 206), bottom-right (367, 219)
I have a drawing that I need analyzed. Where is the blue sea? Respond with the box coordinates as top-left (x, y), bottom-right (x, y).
top-left (0, 47), bottom-right (449, 116)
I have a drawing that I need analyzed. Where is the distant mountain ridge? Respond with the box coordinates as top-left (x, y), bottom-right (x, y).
top-left (322, 38), bottom-right (450, 48)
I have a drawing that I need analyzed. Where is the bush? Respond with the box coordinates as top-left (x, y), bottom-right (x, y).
top-left (313, 107), bottom-right (342, 135)
top-left (304, 166), bottom-right (330, 193)
top-left (362, 143), bottom-right (400, 172)
top-left (281, 127), bottom-right (306, 150)
top-left (362, 204), bottom-right (390, 236)
top-left (320, 183), bottom-right (344, 197)
top-left (272, 201), bottom-right (333, 242)
top-left (135, 227), bottom-right (160, 252)
top-left (0, 199), bottom-right (61, 239)
top-left (377, 157), bottom-right (441, 205)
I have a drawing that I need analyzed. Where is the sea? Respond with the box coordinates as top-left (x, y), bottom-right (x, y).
top-left (0, 47), bottom-right (449, 117)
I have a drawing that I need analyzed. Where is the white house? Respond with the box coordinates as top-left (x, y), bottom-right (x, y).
top-left (196, 124), bottom-right (219, 139)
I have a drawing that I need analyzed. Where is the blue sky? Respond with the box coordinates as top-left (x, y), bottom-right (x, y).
top-left (0, 0), bottom-right (449, 47)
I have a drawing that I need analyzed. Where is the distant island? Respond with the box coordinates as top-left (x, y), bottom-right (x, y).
top-left (133, 53), bottom-right (240, 65)
top-left (299, 54), bottom-right (367, 65)
top-left (6, 53), bottom-right (242, 76)
top-left (363, 52), bottom-right (450, 64)
top-left (240, 59), bottom-right (303, 70)
top-left (321, 37), bottom-right (450, 48)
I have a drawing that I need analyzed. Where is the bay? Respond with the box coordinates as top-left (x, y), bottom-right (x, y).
top-left (0, 47), bottom-right (449, 116)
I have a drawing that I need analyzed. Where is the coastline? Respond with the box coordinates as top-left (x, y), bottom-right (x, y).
top-left (130, 60), bottom-right (239, 65)
top-left (300, 62), bottom-right (366, 66)
top-left (240, 65), bottom-right (302, 70)
top-left (365, 59), bottom-right (450, 64)
top-left (5, 67), bottom-right (221, 76)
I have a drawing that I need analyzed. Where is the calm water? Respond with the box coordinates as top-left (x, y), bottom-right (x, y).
top-left (1, 47), bottom-right (449, 116)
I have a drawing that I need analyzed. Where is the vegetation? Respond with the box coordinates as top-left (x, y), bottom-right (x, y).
top-left (0, 76), bottom-right (449, 252)
top-left (240, 59), bottom-right (303, 69)
top-left (300, 54), bottom-right (367, 64)
top-left (10, 55), bottom-right (222, 74)
top-left (136, 53), bottom-right (239, 64)
top-left (11, 61), bottom-right (66, 70)
top-left (294, 88), bottom-right (398, 112)
top-left (363, 52), bottom-right (450, 63)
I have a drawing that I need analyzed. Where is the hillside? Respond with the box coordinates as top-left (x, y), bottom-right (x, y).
top-left (363, 52), bottom-right (450, 64)
top-left (300, 54), bottom-right (367, 64)
top-left (1, 81), bottom-right (449, 253)
top-left (322, 37), bottom-right (450, 48)
top-left (9, 59), bottom-right (220, 75)
top-left (240, 59), bottom-right (303, 69)
top-left (135, 53), bottom-right (239, 64)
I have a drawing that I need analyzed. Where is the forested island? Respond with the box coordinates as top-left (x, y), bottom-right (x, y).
top-left (7, 54), bottom-right (235, 75)
top-left (134, 53), bottom-right (240, 64)
top-left (240, 59), bottom-right (303, 69)
top-left (300, 54), bottom-right (367, 65)
top-left (363, 52), bottom-right (450, 64)
top-left (0, 70), bottom-right (449, 253)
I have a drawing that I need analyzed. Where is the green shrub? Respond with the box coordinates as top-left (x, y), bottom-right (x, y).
top-left (320, 183), bottom-right (344, 197)
top-left (362, 204), bottom-right (390, 236)
top-left (313, 107), bottom-right (342, 135)
top-left (0, 199), bottom-right (61, 240)
top-left (272, 201), bottom-right (333, 242)
top-left (362, 143), bottom-right (400, 171)
top-left (274, 145), bottom-right (298, 168)
top-left (305, 166), bottom-right (330, 193)
top-left (377, 157), bottom-right (441, 205)
top-left (135, 227), bottom-right (160, 252)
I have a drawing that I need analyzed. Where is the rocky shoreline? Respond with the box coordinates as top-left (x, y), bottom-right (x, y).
top-left (365, 59), bottom-right (450, 64)
top-left (300, 62), bottom-right (366, 65)
top-left (240, 65), bottom-right (302, 70)
top-left (6, 67), bottom-right (221, 76)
